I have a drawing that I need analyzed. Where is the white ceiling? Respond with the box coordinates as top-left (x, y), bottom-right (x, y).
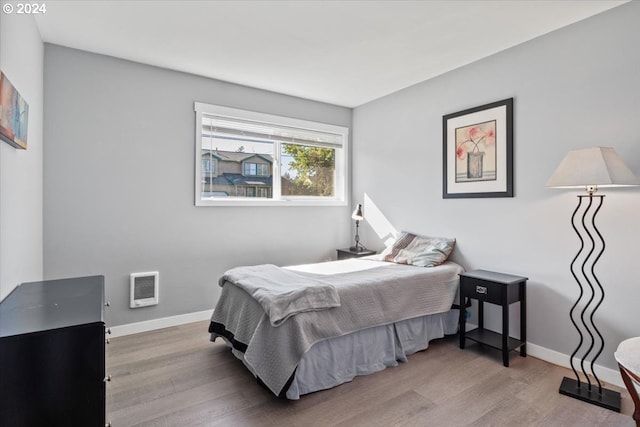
top-left (33, 1), bottom-right (627, 108)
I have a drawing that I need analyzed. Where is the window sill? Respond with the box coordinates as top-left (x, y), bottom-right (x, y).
top-left (195, 198), bottom-right (347, 207)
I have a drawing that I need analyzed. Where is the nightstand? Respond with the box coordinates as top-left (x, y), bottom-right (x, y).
top-left (336, 247), bottom-right (376, 260)
top-left (459, 269), bottom-right (527, 367)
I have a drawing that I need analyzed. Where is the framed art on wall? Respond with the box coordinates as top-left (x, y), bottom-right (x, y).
top-left (442, 98), bottom-right (513, 198)
top-left (0, 71), bottom-right (29, 150)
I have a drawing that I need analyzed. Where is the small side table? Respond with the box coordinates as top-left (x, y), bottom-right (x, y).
top-left (459, 269), bottom-right (527, 367)
top-left (336, 248), bottom-right (376, 260)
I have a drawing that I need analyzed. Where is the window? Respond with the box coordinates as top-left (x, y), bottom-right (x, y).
top-left (202, 158), bottom-right (216, 177)
top-left (244, 162), bottom-right (269, 177)
top-left (194, 102), bottom-right (349, 206)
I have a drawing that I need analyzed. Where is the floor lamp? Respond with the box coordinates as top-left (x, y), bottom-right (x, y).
top-left (547, 147), bottom-right (639, 411)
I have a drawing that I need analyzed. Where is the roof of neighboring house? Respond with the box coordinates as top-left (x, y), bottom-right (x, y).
top-left (202, 150), bottom-right (272, 164)
top-left (208, 173), bottom-right (272, 187)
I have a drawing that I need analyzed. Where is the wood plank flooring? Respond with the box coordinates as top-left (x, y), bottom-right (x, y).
top-left (107, 321), bottom-right (636, 426)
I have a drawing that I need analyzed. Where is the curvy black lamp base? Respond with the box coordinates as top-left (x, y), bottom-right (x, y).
top-left (559, 377), bottom-right (621, 412)
top-left (558, 194), bottom-right (621, 413)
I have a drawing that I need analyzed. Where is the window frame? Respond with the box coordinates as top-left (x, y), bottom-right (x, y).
top-left (194, 102), bottom-right (349, 207)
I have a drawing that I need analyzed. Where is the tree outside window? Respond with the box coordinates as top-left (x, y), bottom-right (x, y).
top-left (281, 144), bottom-right (335, 197)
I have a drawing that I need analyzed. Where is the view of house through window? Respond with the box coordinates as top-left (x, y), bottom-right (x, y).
top-left (195, 103), bottom-right (348, 206)
top-left (201, 143), bottom-right (273, 199)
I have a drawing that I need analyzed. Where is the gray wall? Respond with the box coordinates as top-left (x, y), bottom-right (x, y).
top-left (43, 45), bottom-right (352, 326)
top-left (39, 2), bottom-right (639, 372)
top-left (352, 1), bottom-right (640, 370)
top-left (0, 13), bottom-right (44, 300)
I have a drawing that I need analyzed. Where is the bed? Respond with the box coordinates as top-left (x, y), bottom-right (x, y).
top-left (208, 235), bottom-right (464, 399)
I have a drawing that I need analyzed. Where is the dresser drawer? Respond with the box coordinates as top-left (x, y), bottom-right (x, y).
top-left (461, 277), bottom-right (502, 304)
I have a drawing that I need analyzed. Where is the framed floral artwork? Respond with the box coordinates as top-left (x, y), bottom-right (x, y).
top-left (442, 98), bottom-right (513, 198)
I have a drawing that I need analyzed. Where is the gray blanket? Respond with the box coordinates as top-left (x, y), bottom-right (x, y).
top-left (219, 264), bottom-right (340, 326)
top-left (211, 260), bottom-right (463, 396)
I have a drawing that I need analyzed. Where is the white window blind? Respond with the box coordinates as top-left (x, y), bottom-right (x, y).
top-left (194, 102), bottom-right (349, 207)
top-left (202, 115), bottom-right (344, 148)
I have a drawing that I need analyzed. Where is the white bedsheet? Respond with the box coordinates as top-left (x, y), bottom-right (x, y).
top-left (285, 257), bottom-right (387, 275)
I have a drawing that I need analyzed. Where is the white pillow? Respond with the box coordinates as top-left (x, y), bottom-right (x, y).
top-left (380, 232), bottom-right (456, 267)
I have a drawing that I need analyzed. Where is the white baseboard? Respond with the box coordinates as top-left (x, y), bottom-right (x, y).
top-left (109, 309), bottom-right (213, 338)
top-left (526, 342), bottom-right (623, 389)
top-left (464, 322), bottom-right (623, 388)
top-left (110, 314), bottom-right (624, 388)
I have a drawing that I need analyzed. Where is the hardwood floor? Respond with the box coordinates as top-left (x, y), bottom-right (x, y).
top-left (107, 321), bottom-right (635, 426)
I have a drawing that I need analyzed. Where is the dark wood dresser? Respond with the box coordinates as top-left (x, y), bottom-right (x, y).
top-left (0, 275), bottom-right (108, 426)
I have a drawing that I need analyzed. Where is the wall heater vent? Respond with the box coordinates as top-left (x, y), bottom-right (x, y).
top-left (130, 272), bottom-right (159, 308)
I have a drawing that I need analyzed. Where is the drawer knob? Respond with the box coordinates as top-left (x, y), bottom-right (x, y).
top-left (104, 301), bottom-right (111, 307)
top-left (106, 328), bottom-right (112, 335)
top-left (104, 375), bottom-right (112, 382)
top-left (106, 338), bottom-right (110, 344)
top-left (476, 285), bottom-right (487, 294)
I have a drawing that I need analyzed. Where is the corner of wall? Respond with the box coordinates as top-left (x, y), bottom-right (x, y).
top-left (0, 13), bottom-right (44, 299)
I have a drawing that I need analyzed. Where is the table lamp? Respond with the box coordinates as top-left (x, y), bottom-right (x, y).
top-left (350, 203), bottom-right (365, 252)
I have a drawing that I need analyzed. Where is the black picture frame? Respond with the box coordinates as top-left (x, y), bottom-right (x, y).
top-left (443, 98), bottom-right (513, 198)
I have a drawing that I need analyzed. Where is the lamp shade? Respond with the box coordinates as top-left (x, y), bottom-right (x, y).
top-left (546, 147), bottom-right (640, 189)
top-left (351, 203), bottom-right (364, 221)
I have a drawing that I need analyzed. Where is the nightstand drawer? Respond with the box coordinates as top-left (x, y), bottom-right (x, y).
top-left (461, 277), bottom-right (502, 305)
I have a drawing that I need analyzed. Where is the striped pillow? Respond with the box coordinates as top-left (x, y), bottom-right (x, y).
top-left (381, 232), bottom-right (455, 267)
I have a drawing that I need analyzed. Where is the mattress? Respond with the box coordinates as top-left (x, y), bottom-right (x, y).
top-left (210, 257), bottom-right (463, 398)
